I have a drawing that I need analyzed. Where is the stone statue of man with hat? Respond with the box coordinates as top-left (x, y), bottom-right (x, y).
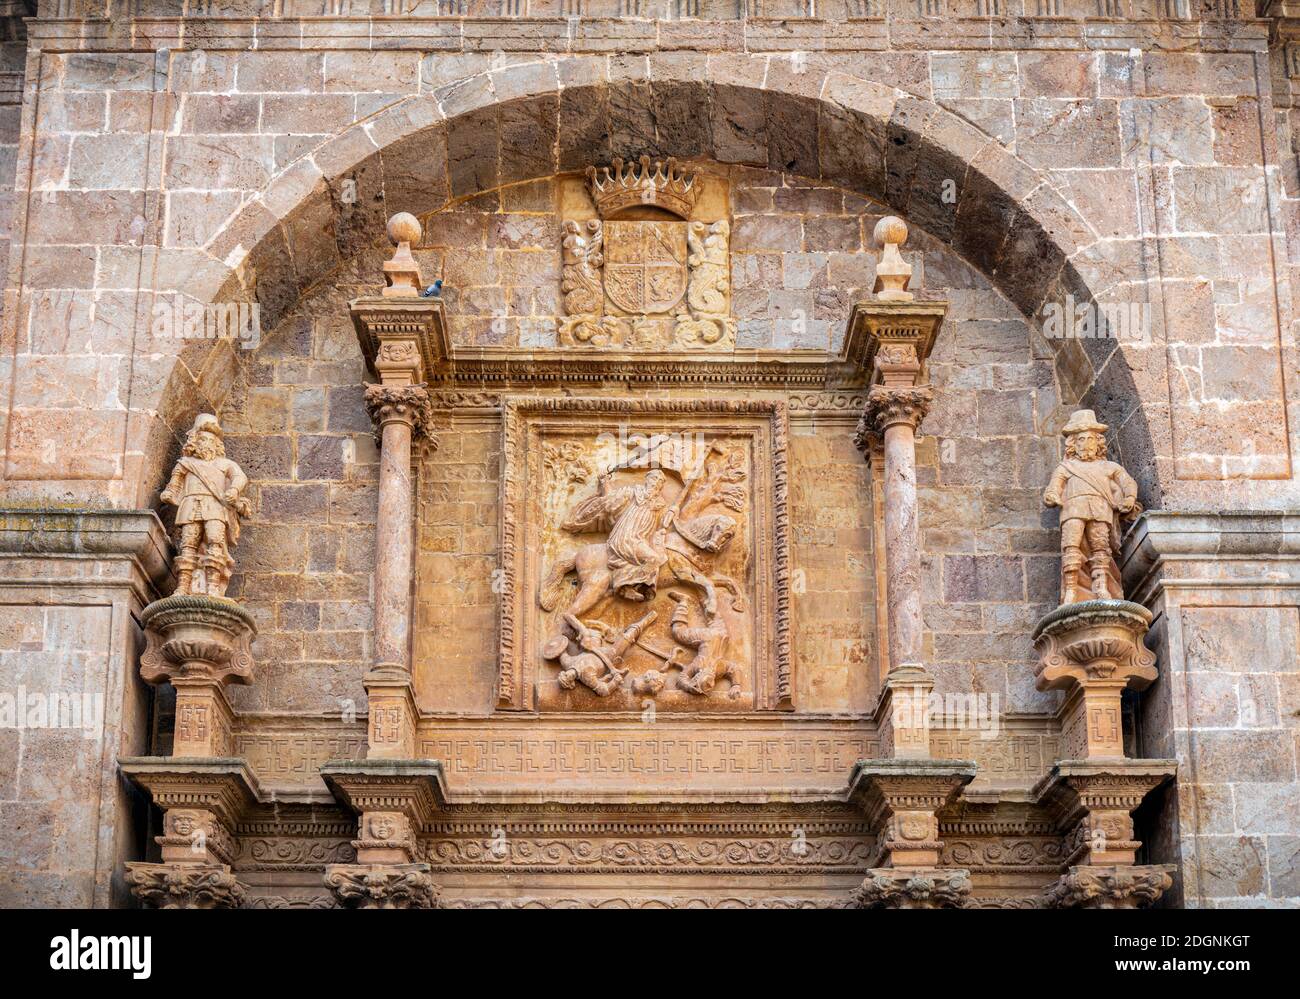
top-left (1043, 409), bottom-right (1141, 604)
top-left (159, 413), bottom-right (251, 599)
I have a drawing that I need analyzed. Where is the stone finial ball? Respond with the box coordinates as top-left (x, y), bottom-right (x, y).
top-left (387, 212), bottom-right (422, 246)
top-left (874, 215), bottom-right (909, 248)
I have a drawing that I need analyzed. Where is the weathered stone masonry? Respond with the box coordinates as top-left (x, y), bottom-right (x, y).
top-left (0, 2), bottom-right (1296, 908)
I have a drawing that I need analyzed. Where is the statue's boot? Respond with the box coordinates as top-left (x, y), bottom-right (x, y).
top-left (1061, 550), bottom-right (1086, 603)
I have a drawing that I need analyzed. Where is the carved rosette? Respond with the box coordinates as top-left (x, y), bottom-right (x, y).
top-left (324, 863), bottom-right (439, 909)
top-left (855, 385), bottom-right (933, 451)
top-left (851, 868), bottom-right (972, 909)
top-left (363, 383), bottom-right (437, 444)
top-left (1042, 865), bottom-right (1175, 910)
top-left (124, 862), bottom-right (246, 910)
top-left (139, 594), bottom-right (256, 687)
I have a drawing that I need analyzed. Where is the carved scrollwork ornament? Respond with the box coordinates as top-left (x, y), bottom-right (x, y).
top-left (862, 385), bottom-right (934, 435)
top-left (851, 868), bottom-right (972, 909)
top-left (1042, 865), bottom-right (1174, 909)
top-left (124, 862), bottom-right (246, 910)
top-left (363, 383), bottom-right (437, 445)
top-left (324, 863), bottom-right (439, 909)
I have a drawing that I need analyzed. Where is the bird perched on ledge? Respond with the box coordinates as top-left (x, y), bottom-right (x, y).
top-left (421, 279), bottom-right (442, 299)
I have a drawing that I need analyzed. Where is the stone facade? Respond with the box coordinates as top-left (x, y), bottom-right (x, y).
top-left (0, 1), bottom-right (1297, 909)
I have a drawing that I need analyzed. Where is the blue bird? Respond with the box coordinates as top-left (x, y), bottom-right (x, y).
top-left (421, 279), bottom-right (443, 299)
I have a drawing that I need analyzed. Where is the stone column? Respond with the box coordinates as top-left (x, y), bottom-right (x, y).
top-left (864, 386), bottom-right (932, 679)
top-left (844, 221), bottom-right (973, 908)
top-left (849, 217), bottom-right (946, 759)
top-left (324, 212), bottom-right (450, 908)
top-left (363, 383), bottom-right (433, 759)
top-left (350, 212), bottom-right (443, 760)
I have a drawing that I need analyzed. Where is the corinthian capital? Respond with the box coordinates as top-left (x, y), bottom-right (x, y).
top-left (364, 383), bottom-right (437, 443)
top-left (855, 385), bottom-right (934, 449)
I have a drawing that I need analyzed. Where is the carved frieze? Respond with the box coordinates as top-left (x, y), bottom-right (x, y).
top-left (440, 896), bottom-right (835, 909)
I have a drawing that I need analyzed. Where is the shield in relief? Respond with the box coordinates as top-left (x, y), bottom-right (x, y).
top-left (602, 221), bottom-right (688, 315)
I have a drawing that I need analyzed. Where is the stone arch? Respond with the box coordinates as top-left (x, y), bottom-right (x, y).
top-left (150, 54), bottom-right (1153, 502)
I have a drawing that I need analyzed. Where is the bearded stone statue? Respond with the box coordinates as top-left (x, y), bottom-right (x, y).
top-left (159, 413), bottom-right (252, 599)
top-left (1043, 409), bottom-right (1141, 605)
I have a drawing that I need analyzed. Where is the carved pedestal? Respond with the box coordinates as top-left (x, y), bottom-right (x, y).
top-left (848, 759), bottom-right (975, 909)
top-left (321, 760), bottom-right (448, 909)
top-left (1035, 761), bottom-right (1177, 909)
top-left (139, 594), bottom-right (256, 758)
top-left (1032, 600), bottom-right (1157, 760)
top-left (126, 596), bottom-right (260, 908)
top-left (120, 758), bottom-right (263, 910)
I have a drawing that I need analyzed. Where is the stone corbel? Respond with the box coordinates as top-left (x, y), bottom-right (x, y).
top-left (847, 759), bottom-right (976, 908)
top-left (120, 758), bottom-right (265, 909)
top-left (321, 760), bottom-right (448, 909)
top-left (1034, 760), bottom-right (1177, 909)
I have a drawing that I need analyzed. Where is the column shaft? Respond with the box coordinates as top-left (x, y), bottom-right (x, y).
top-left (373, 415), bottom-right (415, 672)
top-left (882, 419), bottom-right (924, 671)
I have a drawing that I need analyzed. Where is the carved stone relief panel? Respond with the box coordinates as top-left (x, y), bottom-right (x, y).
top-left (558, 157), bottom-right (735, 350)
top-left (498, 398), bottom-right (791, 712)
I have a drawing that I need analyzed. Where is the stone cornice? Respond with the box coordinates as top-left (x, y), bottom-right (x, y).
top-left (1120, 510), bottom-right (1300, 599)
top-left (443, 346), bottom-right (870, 391)
top-left (350, 296), bottom-right (449, 383)
top-left (0, 508), bottom-right (173, 594)
top-left (118, 756), bottom-right (267, 828)
top-left (24, 16), bottom-right (1271, 55)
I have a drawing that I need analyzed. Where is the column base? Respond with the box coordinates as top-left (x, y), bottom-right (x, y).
top-left (871, 666), bottom-right (936, 759)
top-left (324, 863), bottom-right (440, 909)
top-left (1042, 864), bottom-right (1176, 909)
top-left (851, 867), bottom-right (972, 909)
top-left (124, 861), bottom-right (246, 909)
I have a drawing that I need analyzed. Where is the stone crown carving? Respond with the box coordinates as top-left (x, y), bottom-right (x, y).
top-left (587, 155), bottom-right (699, 219)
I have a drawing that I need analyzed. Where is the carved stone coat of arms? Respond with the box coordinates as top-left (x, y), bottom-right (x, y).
top-left (558, 156), bottom-right (736, 350)
top-left (603, 221), bottom-right (689, 315)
